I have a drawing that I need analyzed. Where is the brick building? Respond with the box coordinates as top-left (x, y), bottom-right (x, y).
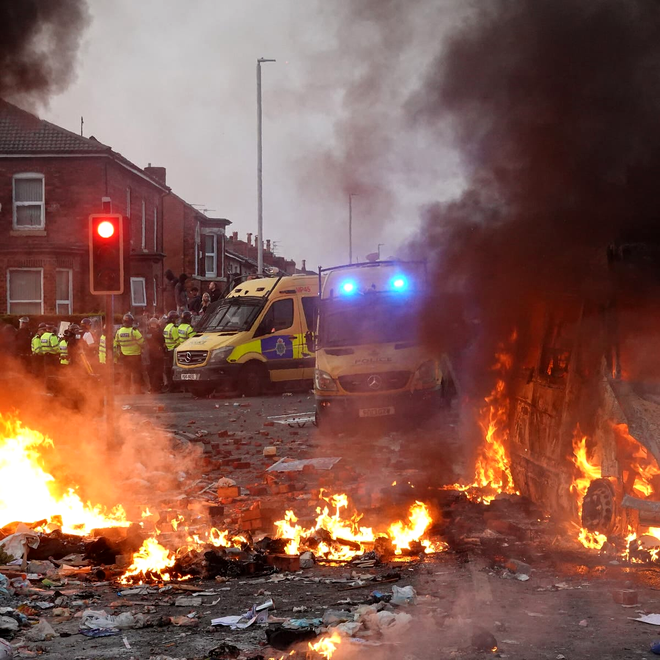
top-left (162, 188), bottom-right (231, 289)
top-left (0, 99), bottom-right (168, 317)
top-left (226, 232), bottom-right (296, 277)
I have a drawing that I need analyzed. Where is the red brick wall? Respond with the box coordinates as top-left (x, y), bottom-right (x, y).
top-left (0, 155), bottom-right (165, 315)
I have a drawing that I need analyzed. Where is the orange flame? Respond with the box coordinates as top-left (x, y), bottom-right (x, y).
top-left (274, 493), bottom-right (444, 559)
top-left (308, 633), bottom-right (342, 659)
top-left (119, 537), bottom-right (176, 584)
top-left (569, 429), bottom-right (607, 549)
top-left (0, 416), bottom-right (128, 535)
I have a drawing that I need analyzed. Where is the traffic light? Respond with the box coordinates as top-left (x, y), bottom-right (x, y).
top-left (89, 214), bottom-right (124, 294)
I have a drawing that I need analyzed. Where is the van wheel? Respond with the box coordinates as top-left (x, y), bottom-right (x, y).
top-left (238, 362), bottom-right (267, 397)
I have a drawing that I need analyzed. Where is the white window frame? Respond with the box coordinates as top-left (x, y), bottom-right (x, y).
top-left (153, 276), bottom-right (158, 310)
top-left (153, 207), bottom-right (158, 252)
top-left (130, 277), bottom-right (147, 307)
top-left (141, 200), bottom-right (146, 250)
top-left (12, 173), bottom-right (45, 230)
top-left (55, 268), bottom-right (73, 315)
top-left (203, 232), bottom-right (217, 277)
top-left (7, 268), bottom-right (44, 314)
top-left (126, 188), bottom-right (131, 218)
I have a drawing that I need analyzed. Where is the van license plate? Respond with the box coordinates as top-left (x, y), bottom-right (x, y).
top-left (359, 407), bottom-right (395, 418)
top-left (181, 373), bottom-right (200, 381)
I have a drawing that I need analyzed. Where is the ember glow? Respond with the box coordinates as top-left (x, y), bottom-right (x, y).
top-left (120, 537), bottom-right (176, 584)
top-left (274, 492), bottom-right (443, 559)
top-left (0, 416), bottom-right (128, 535)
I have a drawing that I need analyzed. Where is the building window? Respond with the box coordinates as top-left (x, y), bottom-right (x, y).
top-left (141, 200), bottom-right (146, 250)
top-left (13, 173), bottom-right (45, 229)
top-left (126, 188), bottom-right (131, 218)
top-left (130, 277), bottom-right (147, 307)
top-left (55, 269), bottom-right (72, 315)
top-left (153, 207), bottom-right (157, 252)
top-left (7, 268), bottom-right (43, 314)
top-left (153, 276), bottom-right (158, 310)
top-left (204, 234), bottom-right (217, 277)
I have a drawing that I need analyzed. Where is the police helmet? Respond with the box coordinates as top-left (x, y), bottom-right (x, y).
top-left (148, 317), bottom-right (160, 328)
top-left (69, 324), bottom-right (80, 335)
top-left (122, 313), bottom-right (135, 326)
top-left (167, 310), bottom-right (179, 323)
top-left (81, 317), bottom-right (92, 327)
top-left (38, 322), bottom-right (47, 330)
top-left (181, 311), bottom-right (192, 323)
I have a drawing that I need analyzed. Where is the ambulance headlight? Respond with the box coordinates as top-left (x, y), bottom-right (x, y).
top-left (314, 369), bottom-right (337, 391)
top-left (209, 347), bottom-right (234, 364)
top-left (413, 360), bottom-right (437, 387)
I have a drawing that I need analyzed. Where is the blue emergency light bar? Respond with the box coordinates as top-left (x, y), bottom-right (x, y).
top-left (391, 276), bottom-right (407, 290)
top-left (341, 280), bottom-right (356, 294)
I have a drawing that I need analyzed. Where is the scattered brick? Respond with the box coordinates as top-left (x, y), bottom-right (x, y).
top-left (266, 554), bottom-right (300, 572)
top-left (217, 486), bottom-right (240, 499)
top-left (612, 589), bottom-right (638, 605)
top-left (263, 421), bottom-right (275, 427)
top-left (233, 461), bottom-right (251, 470)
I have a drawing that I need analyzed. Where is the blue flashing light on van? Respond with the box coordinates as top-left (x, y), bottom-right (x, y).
top-left (341, 280), bottom-right (357, 294)
top-left (391, 276), bottom-right (407, 290)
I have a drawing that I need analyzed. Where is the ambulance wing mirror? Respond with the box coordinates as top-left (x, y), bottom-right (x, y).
top-left (305, 331), bottom-right (317, 353)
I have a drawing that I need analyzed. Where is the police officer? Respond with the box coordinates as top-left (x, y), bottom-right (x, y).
top-left (31, 323), bottom-right (47, 377)
top-left (163, 310), bottom-right (179, 391)
top-left (59, 330), bottom-right (70, 366)
top-left (114, 313), bottom-right (145, 393)
top-left (40, 323), bottom-right (60, 388)
top-left (178, 311), bottom-right (195, 342)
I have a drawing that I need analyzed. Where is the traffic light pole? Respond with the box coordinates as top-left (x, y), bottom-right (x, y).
top-left (105, 294), bottom-right (115, 447)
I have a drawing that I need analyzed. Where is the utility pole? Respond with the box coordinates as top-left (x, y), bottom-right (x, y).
top-left (257, 57), bottom-right (276, 276)
top-left (348, 193), bottom-right (358, 264)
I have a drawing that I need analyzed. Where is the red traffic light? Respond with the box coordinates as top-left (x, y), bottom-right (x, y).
top-left (97, 220), bottom-right (115, 238)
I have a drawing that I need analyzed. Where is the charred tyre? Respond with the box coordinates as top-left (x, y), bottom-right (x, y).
top-left (582, 478), bottom-right (617, 535)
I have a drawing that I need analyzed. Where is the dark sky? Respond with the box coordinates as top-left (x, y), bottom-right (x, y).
top-left (40, 0), bottom-right (464, 268)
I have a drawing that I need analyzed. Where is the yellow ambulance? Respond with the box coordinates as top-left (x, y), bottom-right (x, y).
top-left (312, 261), bottom-right (444, 427)
top-left (173, 275), bottom-right (319, 396)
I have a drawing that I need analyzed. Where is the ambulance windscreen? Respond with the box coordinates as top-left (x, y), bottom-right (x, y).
top-left (197, 299), bottom-right (263, 333)
top-left (319, 294), bottom-right (420, 348)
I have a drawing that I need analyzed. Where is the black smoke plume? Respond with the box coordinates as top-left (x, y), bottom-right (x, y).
top-left (406, 0), bottom-right (660, 392)
top-left (0, 0), bottom-right (90, 104)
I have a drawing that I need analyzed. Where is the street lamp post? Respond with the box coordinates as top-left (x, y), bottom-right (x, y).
top-left (348, 193), bottom-right (358, 264)
top-left (257, 57), bottom-right (276, 276)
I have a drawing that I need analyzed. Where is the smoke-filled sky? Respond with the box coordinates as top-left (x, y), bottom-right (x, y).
top-left (31, 0), bottom-right (465, 269)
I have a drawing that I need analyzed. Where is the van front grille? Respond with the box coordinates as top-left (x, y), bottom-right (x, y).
top-left (176, 350), bottom-right (208, 366)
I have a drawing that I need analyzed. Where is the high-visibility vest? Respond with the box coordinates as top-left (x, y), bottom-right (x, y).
top-left (59, 339), bottom-right (69, 365)
top-left (40, 332), bottom-right (59, 356)
top-left (99, 335), bottom-right (106, 364)
top-left (178, 323), bottom-right (195, 342)
top-left (31, 334), bottom-right (42, 355)
top-left (163, 323), bottom-right (179, 351)
top-left (114, 327), bottom-right (144, 356)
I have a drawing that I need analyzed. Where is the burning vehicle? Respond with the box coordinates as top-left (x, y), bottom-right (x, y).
top-left (503, 241), bottom-right (660, 552)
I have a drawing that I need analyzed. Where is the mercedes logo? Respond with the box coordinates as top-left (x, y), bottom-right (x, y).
top-left (182, 352), bottom-right (192, 363)
top-left (367, 374), bottom-right (382, 390)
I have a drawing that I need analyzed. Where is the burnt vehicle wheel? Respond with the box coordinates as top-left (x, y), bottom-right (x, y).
top-left (238, 362), bottom-right (267, 397)
top-left (582, 478), bottom-right (617, 535)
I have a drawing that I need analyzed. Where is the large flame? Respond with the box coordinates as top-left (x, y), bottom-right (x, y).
top-left (445, 341), bottom-right (518, 503)
top-left (119, 537), bottom-right (176, 584)
top-left (274, 492), bottom-right (443, 559)
top-left (0, 416), bottom-right (128, 535)
top-left (569, 429), bottom-right (608, 549)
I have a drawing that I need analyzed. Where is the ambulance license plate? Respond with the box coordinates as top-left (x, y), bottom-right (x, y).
top-left (359, 406), bottom-right (395, 418)
top-left (181, 373), bottom-right (200, 381)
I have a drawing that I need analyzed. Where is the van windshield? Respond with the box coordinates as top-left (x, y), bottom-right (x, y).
top-left (319, 294), bottom-right (420, 348)
top-left (197, 299), bottom-right (263, 333)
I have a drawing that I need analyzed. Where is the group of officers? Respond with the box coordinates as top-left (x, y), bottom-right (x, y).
top-left (25, 310), bottom-right (197, 394)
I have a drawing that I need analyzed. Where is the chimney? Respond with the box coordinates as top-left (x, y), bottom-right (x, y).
top-left (266, 239), bottom-right (271, 252)
top-left (145, 165), bottom-right (167, 185)
top-left (232, 231), bottom-right (238, 241)
top-left (302, 259), bottom-right (306, 271)
top-left (247, 233), bottom-right (252, 246)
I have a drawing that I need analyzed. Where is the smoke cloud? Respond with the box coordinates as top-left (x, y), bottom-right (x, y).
top-left (401, 0), bottom-right (660, 394)
top-left (0, 0), bottom-right (90, 105)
